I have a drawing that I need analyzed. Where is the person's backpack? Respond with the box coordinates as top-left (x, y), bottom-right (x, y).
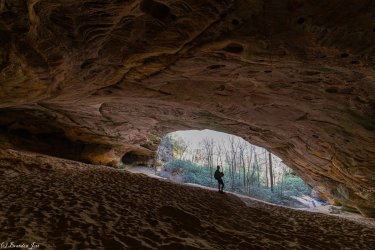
top-left (214, 170), bottom-right (220, 180)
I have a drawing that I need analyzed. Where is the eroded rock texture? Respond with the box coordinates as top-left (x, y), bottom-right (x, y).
top-left (0, 0), bottom-right (374, 216)
top-left (1, 149), bottom-right (375, 249)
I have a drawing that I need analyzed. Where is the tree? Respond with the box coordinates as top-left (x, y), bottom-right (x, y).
top-left (215, 142), bottom-right (224, 167)
top-left (269, 151), bottom-right (274, 192)
top-left (157, 132), bottom-right (311, 207)
top-left (171, 135), bottom-right (189, 160)
top-left (245, 144), bottom-right (255, 193)
top-left (201, 137), bottom-right (215, 185)
top-left (238, 140), bottom-right (247, 187)
top-left (157, 135), bottom-right (173, 163)
top-left (226, 136), bottom-right (239, 190)
top-left (157, 134), bottom-right (190, 162)
top-left (254, 152), bottom-right (260, 188)
top-left (263, 149), bottom-right (269, 188)
top-left (191, 148), bottom-right (204, 164)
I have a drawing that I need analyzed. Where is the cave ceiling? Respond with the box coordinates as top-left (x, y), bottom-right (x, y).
top-left (0, 0), bottom-right (375, 216)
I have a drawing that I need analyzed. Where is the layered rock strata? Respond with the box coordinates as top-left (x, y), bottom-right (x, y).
top-left (0, 0), bottom-right (374, 215)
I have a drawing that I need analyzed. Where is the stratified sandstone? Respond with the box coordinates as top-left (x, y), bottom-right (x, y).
top-left (0, 0), bottom-right (374, 216)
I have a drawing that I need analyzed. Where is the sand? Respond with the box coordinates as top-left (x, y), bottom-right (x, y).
top-left (126, 165), bottom-right (375, 229)
top-left (1, 149), bottom-right (375, 250)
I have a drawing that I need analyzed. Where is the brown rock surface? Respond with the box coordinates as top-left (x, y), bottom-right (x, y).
top-left (0, 0), bottom-right (375, 216)
top-left (0, 149), bottom-right (375, 249)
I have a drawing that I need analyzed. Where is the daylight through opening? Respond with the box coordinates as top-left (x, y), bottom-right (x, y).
top-left (155, 129), bottom-right (326, 208)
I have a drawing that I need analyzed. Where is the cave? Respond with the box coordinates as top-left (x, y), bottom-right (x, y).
top-left (122, 151), bottom-right (151, 165)
top-left (3, 128), bottom-right (87, 162)
top-left (0, 0), bottom-right (375, 248)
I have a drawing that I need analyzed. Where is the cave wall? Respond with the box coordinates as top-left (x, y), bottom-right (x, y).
top-left (0, 0), bottom-right (374, 216)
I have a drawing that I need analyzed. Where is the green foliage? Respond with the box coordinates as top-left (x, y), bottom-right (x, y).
top-left (158, 135), bottom-right (173, 163)
top-left (164, 159), bottom-right (216, 187)
top-left (162, 160), bottom-right (311, 207)
top-left (159, 132), bottom-right (313, 207)
top-left (281, 174), bottom-right (311, 197)
top-left (164, 159), bottom-right (195, 172)
top-left (248, 187), bottom-right (281, 204)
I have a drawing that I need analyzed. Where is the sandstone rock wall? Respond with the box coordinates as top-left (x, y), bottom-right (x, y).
top-left (0, 0), bottom-right (374, 216)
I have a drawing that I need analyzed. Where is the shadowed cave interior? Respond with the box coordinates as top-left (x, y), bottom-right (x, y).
top-left (0, 0), bottom-right (375, 249)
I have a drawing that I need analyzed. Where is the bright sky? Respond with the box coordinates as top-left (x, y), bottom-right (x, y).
top-left (172, 129), bottom-right (237, 149)
top-left (169, 129), bottom-right (285, 166)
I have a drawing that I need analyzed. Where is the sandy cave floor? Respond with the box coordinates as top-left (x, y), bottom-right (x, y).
top-left (124, 165), bottom-right (375, 230)
top-left (0, 150), bottom-right (375, 250)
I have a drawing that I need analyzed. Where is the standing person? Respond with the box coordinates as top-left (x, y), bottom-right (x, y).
top-left (214, 165), bottom-right (225, 193)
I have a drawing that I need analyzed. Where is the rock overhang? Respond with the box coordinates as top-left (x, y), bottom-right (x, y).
top-left (0, 0), bottom-right (374, 216)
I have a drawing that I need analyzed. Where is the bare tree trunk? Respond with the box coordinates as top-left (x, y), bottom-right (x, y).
top-left (216, 142), bottom-right (224, 167)
top-left (268, 152), bottom-right (274, 192)
top-left (280, 165), bottom-right (286, 197)
top-left (238, 141), bottom-right (246, 189)
top-left (225, 151), bottom-right (233, 190)
top-left (202, 138), bottom-right (215, 186)
top-left (246, 153), bottom-right (251, 193)
top-left (254, 153), bottom-right (260, 188)
top-left (264, 150), bottom-right (269, 189)
top-left (243, 159), bottom-right (246, 188)
top-left (209, 156), bottom-right (212, 185)
top-left (228, 136), bottom-right (238, 190)
top-left (244, 145), bottom-right (254, 193)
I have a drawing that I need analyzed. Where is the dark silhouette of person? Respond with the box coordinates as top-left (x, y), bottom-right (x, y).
top-left (214, 165), bottom-right (224, 193)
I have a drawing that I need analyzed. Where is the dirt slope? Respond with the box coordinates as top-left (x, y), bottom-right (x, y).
top-left (0, 149), bottom-right (374, 249)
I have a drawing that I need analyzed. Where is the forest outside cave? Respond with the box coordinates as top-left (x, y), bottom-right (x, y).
top-left (128, 130), bottom-right (326, 209)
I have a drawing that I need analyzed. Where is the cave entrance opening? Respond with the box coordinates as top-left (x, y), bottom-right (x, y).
top-left (155, 129), bottom-right (324, 208)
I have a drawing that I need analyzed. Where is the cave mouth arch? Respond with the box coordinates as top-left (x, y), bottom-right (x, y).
top-left (155, 129), bottom-right (320, 208)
